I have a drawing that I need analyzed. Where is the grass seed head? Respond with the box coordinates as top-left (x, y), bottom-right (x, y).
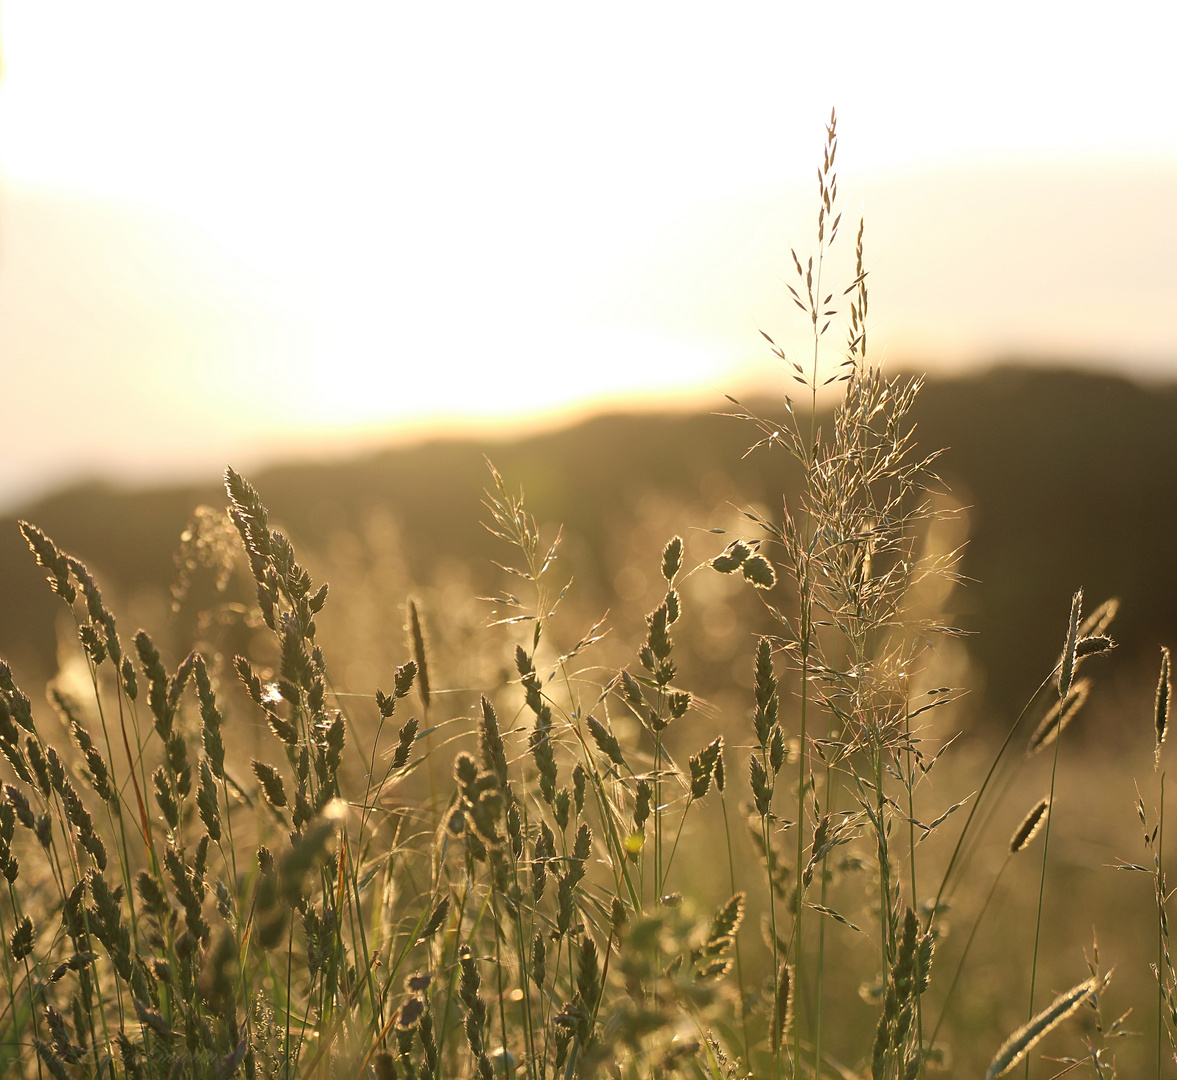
top-left (985, 974), bottom-right (1108, 1079)
top-left (1010, 796), bottom-right (1051, 854)
top-left (661, 535), bottom-right (683, 582)
top-left (1058, 588), bottom-right (1084, 699)
top-left (406, 597), bottom-right (431, 710)
top-left (1157, 646), bottom-right (1171, 769)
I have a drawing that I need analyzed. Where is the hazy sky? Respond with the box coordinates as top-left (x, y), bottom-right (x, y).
top-left (1, 2), bottom-right (1175, 507)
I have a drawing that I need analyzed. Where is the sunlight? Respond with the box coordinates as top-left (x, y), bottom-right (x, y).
top-left (0, 2), bottom-right (1174, 505)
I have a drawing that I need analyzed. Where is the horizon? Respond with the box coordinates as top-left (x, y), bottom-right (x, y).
top-left (1, 359), bottom-right (1169, 518)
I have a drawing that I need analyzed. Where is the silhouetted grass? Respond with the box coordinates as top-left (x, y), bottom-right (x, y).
top-left (0, 116), bottom-right (1168, 1080)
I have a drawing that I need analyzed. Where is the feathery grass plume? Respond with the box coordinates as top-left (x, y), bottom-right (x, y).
top-left (1027, 678), bottom-right (1090, 755)
top-left (1009, 797), bottom-right (1051, 854)
top-left (1058, 588), bottom-right (1084, 700)
top-left (1157, 646), bottom-right (1171, 768)
top-left (406, 597), bottom-right (432, 710)
top-left (985, 974), bottom-right (1108, 1079)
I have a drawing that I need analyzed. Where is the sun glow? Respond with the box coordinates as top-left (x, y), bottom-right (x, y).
top-left (0, 2), bottom-right (1174, 505)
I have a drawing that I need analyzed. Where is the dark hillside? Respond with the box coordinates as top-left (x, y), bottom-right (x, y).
top-left (913, 366), bottom-right (1177, 716)
top-left (2, 365), bottom-right (1174, 720)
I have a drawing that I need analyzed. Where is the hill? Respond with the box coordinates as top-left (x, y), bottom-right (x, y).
top-left (1, 365), bottom-right (1173, 721)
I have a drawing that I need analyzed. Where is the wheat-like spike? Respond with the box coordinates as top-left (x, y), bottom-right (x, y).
top-left (772, 962), bottom-right (794, 1051)
top-left (1156, 646), bottom-right (1171, 770)
top-left (406, 597), bottom-right (431, 710)
top-left (1074, 634), bottom-right (1115, 660)
top-left (1058, 588), bottom-right (1083, 700)
top-left (1010, 797), bottom-right (1051, 854)
top-left (985, 973), bottom-right (1108, 1079)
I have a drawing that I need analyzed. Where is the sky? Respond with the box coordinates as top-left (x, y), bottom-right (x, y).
top-left (0, 2), bottom-right (1175, 508)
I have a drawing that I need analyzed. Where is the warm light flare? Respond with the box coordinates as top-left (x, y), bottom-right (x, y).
top-left (0, 3), bottom-right (1173, 506)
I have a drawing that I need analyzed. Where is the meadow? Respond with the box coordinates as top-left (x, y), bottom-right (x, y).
top-left (0, 115), bottom-right (1173, 1079)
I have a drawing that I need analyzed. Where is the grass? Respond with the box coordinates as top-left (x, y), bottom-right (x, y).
top-left (0, 113), bottom-right (1169, 1079)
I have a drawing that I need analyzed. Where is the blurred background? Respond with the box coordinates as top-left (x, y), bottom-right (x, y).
top-left (1, 4), bottom-right (1176, 1071)
top-left (1, 2), bottom-right (1175, 503)
top-left (1, 0), bottom-right (1174, 704)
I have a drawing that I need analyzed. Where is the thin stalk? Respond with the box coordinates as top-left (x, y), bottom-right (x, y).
top-left (929, 856), bottom-right (1009, 1045)
top-left (660, 790), bottom-right (695, 881)
top-left (720, 791), bottom-right (753, 1070)
top-left (284, 914), bottom-right (295, 1080)
top-left (654, 725), bottom-right (665, 1010)
top-left (1024, 704), bottom-right (1065, 1080)
top-left (654, 729), bottom-right (664, 900)
top-left (792, 175), bottom-right (828, 1073)
top-left (874, 744), bottom-right (892, 971)
top-left (812, 754), bottom-right (838, 1080)
top-left (929, 669), bottom-right (1057, 933)
top-left (491, 889), bottom-right (514, 1080)
top-left (1159, 773), bottom-right (1166, 1080)
top-left (904, 710), bottom-right (924, 1078)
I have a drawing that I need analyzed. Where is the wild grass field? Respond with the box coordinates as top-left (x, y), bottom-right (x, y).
top-left (0, 114), bottom-right (1172, 1080)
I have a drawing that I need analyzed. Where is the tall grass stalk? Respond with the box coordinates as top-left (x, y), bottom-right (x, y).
top-left (1023, 589), bottom-right (1082, 1079)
